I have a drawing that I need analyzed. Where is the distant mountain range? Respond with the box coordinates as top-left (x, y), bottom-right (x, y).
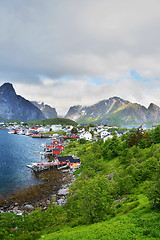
top-left (65, 97), bottom-right (160, 126)
top-left (1, 82), bottom-right (160, 126)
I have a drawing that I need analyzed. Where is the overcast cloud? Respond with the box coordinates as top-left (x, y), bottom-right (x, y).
top-left (0, 0), bottom-right (160, 115)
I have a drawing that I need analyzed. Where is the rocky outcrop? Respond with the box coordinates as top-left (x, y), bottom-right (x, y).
top-left (0, 83), bottom-right (45, 121)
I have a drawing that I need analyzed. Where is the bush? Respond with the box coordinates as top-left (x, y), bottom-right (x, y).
top-left (79, 138), bottom-right (87, 144)
top-left (65, 176), bottom-right (113, 224)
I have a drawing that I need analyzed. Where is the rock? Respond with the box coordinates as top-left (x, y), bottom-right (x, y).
top-left (120, 197), bottom-right (127, 202)
top-left (46, 200), bottom-right (51, 205)
top-left (58, 187), bottom-right (69, 195)
top-left (107, 172), bottom-right (115, 180)
top-left (114, 200), bottom-right (120, 203)
top-left (13, 207), bottom-right (23, 215)
top-left (13, 207), bottom-right (18, 211)
top-left (57, 198), bottom-right (67, 206)
top-left (62, 177), bottom-right (67, 182)
top-left (114, 197), bottom-right (127, 204)
top-left (24, 204), bottom-right (34, 210)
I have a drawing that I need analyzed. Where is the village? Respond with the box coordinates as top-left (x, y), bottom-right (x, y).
top-left (4, 121), bottom-right (156, 174)
top-left (5, 122), bottom-right (128, 172)
top-left (6, 122), bottom-right (128, 140)
top-left (5, 122), bottom-right (145, 171)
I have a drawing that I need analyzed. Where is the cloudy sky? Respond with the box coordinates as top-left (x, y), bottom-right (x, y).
top-left (0, 0), bottom-right (160, 115)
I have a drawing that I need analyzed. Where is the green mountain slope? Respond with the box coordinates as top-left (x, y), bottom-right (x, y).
top-left (28, 117), bottom-right (77, 126)
top-left (66, 97), bottom-right (160, 126)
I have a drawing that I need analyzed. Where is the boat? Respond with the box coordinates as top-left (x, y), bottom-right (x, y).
top-left (8, 129), bottom-right (16, 134)
top-left (26, 156), bottom-right (80, 172)
top-left (26, 161), bottom-right (56, 172)
top-left (17, 129), bottom-right (25, 135)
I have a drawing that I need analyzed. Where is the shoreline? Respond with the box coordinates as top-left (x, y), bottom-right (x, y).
top-left (0, 168), bottom-right (75, 214)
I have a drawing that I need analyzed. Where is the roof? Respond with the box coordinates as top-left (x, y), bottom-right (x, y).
top-left (55, 143), bottom-right (65, 147)
top-left (57, 156), bottom-right (80, 163)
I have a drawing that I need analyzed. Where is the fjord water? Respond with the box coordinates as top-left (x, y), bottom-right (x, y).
top-left (0, 129), bottom-right (51, 198)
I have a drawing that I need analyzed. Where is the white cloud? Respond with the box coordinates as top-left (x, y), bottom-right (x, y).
top-left (0, 0), bottom-right (160, 115)
top-left (13, 77), bottom-right (160, 116)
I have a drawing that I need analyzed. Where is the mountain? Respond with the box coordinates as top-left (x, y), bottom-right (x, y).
top-left (65, 97), bottom-right (160, 126)
top-left (31, 101), bottom-right (57, 119)
top-left (0, 83), bottom-right (45, 121)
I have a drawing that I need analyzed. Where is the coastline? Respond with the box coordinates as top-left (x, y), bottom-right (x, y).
top-left (0, 168), bottom-right (75, 214)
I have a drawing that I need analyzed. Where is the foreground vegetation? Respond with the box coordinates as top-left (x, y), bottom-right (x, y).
top-left (1, 126), bottom-right (160, 239)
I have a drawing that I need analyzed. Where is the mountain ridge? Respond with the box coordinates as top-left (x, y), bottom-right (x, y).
top-left (65, 97), bottom-right (160, 126)
top-left (31, 101), bottom-right (58, 119)
top-left (1, 82), bottom-right (160, 126)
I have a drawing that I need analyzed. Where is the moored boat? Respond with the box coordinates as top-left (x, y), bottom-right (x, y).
top-left (8, 129), bottom-right (16, 134)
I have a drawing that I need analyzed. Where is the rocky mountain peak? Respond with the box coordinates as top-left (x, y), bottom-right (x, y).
top-left (65, 97), bottom-right (160, 126)
top-left (0, 82), bottom-right (45, 121)
top-left (148, 103), bottom-right (159, 111)
top-left (31, 101), bottom-right (57, 119)
top-left (0, 82), bottom-right (16, 97)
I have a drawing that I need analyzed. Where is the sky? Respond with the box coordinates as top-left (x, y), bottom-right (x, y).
top-left (0, 0), bottom-right (160, 115)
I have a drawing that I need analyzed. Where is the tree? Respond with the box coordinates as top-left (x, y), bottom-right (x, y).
top-left (147, 164), bottom-right (160, 208)
top-left (90, 130), bottom-right (94, 138)
top-left (102, 136), bottom-right (122, 161)
top-left (71, 127), bottom-right (78, 134)
top-left (79, 138), bottom-right (86, 144)
top-left (65, 176), bottom-right (112, 224)
top-left (152, 125), bottom-right (160, 144)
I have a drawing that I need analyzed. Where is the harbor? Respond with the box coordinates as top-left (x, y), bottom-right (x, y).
top-left (26, 138), bottom-right (81, 172)
top-left (0, 129), bottom-right (79, 214)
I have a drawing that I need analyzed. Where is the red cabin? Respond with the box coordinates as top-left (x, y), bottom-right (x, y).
top-left (52, 140), bottom-right (60, 146)
top-left (52, 148), bottom-right (61, 155)
top-left (55, 144), bottom-right (65, 151)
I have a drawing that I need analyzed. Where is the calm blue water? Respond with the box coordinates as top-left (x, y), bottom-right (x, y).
top-left (0, 129), bottom-right (51, 198)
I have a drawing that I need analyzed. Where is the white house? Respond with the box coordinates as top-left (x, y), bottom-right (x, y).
top-left (79, 131), bottom-right (92, 141)
top-left (100, 130), bottom-right (109, 139)
top-left (78, 128), bottom-right (85, 133)
top-left (96, 126), bottom-right (104, 133)
top-left (89, 127), bottom-right (96, 132)
top-left (63, 125), bottom-right (74, 133)
top-left (51, 125), bottom-right (62, 132)
top-left (103, 134), bottom-right (113, 142)
top-left (37, 127), bottom-right (50, 133)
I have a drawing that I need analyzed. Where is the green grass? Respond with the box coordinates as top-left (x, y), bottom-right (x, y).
top-left (39, 195), bottom-right (160, 240)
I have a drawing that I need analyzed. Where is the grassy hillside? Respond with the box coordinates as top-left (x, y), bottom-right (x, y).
top-left (40, 195), bottom-right (160, 240)
top-left (27, 117), bottom-right (78, 126)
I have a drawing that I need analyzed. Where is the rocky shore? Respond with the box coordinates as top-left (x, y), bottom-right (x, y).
top-left (0, 169), bottom-right (75, 215)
